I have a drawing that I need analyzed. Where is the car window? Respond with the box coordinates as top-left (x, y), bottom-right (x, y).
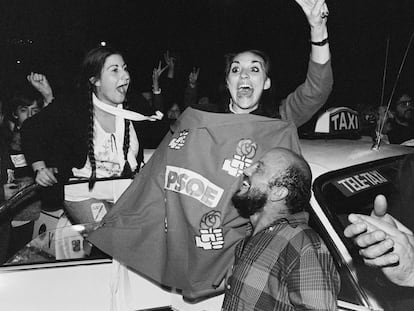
top-left (312, 153), bottom-right (414, 310)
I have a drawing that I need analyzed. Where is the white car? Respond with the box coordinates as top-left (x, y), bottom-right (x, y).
top-left (1, 107), bottom-right (413, 311)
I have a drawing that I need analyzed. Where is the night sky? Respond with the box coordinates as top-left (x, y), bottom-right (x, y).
top-left (1, 0), bottom-right (413, 111)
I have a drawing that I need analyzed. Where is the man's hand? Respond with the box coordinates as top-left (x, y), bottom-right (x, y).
top-left (35, 167), bottom-right (58, 187)
top-left (27, 72), bottom-right (54, 105)
top-left (344, 194), bottom-right (414, 287)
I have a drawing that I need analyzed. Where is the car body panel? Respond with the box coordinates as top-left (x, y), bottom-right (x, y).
top-left (0, 260), bottom-right (176, 311)
top-left (301, 137), bottom-right (414, 178)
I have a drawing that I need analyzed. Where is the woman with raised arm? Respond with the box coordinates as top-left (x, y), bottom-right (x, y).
top-left (22, 46), bottom-right (161, 224)
top-left (89, 0), bottom-right (334, 301)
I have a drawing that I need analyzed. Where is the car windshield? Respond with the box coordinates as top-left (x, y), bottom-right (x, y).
top-left (312, 153), bottom-right (414, 309)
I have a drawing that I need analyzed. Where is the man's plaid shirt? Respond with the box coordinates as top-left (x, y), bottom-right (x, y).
top-left (222, 211), bottom-right (340, 311)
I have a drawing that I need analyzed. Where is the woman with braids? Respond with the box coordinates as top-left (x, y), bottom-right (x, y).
top-left (21, 46), bottom-right (161, 224)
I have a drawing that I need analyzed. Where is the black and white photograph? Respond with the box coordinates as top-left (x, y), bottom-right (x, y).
top-left (1, 1), bottom-right (414, 310)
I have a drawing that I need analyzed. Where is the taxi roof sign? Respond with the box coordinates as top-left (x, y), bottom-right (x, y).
top-left (315, 107), bottom-right (360, 133)
top-left (300, 107), bottom-right (361, 140)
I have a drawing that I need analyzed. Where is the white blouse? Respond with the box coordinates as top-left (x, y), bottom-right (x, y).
top-left (64, 95), bottom-right (139, 202)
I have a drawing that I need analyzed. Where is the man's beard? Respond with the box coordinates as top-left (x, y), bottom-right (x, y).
top-left (397, 109), bottom-right (414, 122)
top-left (232, 188), bottom-right (267, 219)
top-left (405, 109), bottom-right (414, 122)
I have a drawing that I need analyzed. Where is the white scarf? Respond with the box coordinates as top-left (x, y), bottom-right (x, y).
top-left (92, 94), bottom-right (163, 121)
top-left (229, 102), bottom-right (237, 114)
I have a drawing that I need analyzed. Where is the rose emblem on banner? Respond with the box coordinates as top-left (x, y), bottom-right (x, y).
top-left (236, 139), bottom-right (257, 158)
top-left (200, 211), bottom-right (222, 229)
top-left (195, 211), bottom-right (224, 250)
top-left (222, 138), bottom-right (257, 177)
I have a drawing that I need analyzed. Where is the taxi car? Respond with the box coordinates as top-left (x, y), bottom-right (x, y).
top-left (1, 107), bottom-right (413, 311)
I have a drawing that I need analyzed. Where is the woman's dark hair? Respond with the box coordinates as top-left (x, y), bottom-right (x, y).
top-left (80, 46), bottom-right (132, 190)
top-left (222, 49), bottom-right (274, 113)
top-left (224, 49), bottom-right (271, 80)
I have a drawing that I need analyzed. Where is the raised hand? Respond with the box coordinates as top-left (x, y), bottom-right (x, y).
top-left (152, 61), bottom-right (168, 92)
top-left (163, 50), bottom-right (176, 68)
top-left (294, 0), bottom-right (329, 63)
top-left (188, 67), bottom-right (200, 88)
top-left (164, 50), bottom-right (176, 79)
top-left (294, 0), bottom-right (329, 28)
top-left (27, 72), bottom-right (54, 105)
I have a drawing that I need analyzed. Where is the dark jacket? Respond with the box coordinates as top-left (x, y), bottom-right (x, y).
top-left (387, 120), bottom-right (414, 144)
top-left (21, 92), bottom-right (171, 209)
top-left (22, 92), bottom-right (171, 182)
top-left (0, 127), bottom-right (11, 264)
top-left (22, 94), bottom-right (90, 183)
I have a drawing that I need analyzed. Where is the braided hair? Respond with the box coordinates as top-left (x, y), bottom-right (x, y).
top-left (80, 46), bottom-right (132, 190)
top-left (87, 93), bottom-right (97, 190)
top-left (121, 99), bottom-right (133, 178)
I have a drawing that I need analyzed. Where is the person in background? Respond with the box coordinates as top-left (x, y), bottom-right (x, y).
top-left (3, 73), bottom-right (53, 257)
top-left (166, 102), bottom-right (181, 122)
top-left (376, 92), bottom-right (414, 145)
top-left (182, 67), bottom-right (200, 110)
top-left (136, 51), bottom-right (178, 147)
top-left (157, 50), bottom-right (186, 123)
top-left (223, 147), bottom-right (339, 310)
top-left (4, 96), bottom-right (43, 256)
top-left (387, 93), bottom-right (414, 145)
top-left (140, 60), bottom-right (167, 113)
top-left (141, 50), bottom-right (177, 114)
top-left (0, 97), bottom-right (12, 264)
top-left (22, 46), bottom-right (162, 225)
top-left (4, 72), bottom-right (53, 147)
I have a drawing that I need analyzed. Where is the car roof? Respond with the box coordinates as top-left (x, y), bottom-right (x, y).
top-left (300, 136), bottom-right (414, 180)
top-left (145, 135), bottom-right (414, 182)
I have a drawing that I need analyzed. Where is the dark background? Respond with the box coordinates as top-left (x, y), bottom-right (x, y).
top-left (0, 0), bottom-right (413, 111)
